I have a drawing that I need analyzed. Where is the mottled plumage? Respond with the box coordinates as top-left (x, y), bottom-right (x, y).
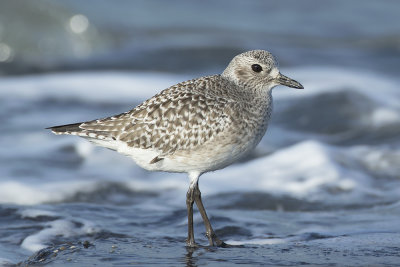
top-left (49, 50), bottom-right (303, 247)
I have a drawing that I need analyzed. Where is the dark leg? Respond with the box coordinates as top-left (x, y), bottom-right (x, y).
top-left (186, 187), bottom-right (196, 247)
top-left (193, 183), bottom-right (227, 247)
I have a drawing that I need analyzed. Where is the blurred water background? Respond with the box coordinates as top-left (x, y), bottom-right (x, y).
top-left (1, 0), bottom-right (400, 266)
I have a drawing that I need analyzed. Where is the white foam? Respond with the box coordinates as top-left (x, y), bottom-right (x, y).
top-left (19, 209), bottom-right (57, 219)
top-left (21, 219), bottom-right (98, 252)
top-left (349, 145), bottom-right (400, 178)
top-left (0, 180), bottom-right (96, 205)
top-left (370, 107), bottom-right (400, 126)
top-left (227, 237), bottom-right (286, 245)
top-left (0, 71), bottom-right (188, 103)
top-left (0, 139), bottom-right (390, 206)
top-left (198, 140), bottom-right (370, 200)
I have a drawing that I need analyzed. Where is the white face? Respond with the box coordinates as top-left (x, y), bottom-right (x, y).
top-left (267, 67), bottom-right (281, 89)
top-left (230, 54), bottom-right (279, 90)
top-left (224, 50), bottom-right (303, 90)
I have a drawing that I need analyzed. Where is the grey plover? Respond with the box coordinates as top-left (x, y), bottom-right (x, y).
top-left (48, 50), bottom-right (303, 247)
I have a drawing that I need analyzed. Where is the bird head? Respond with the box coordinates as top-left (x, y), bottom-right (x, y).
top-left (222, 50), bottom-right (304, 91)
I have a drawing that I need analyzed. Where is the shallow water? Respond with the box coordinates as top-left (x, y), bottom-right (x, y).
top-left (3, 201), bottom-right (400, 266)
top-left (1, 1), bottom-right (400, 266)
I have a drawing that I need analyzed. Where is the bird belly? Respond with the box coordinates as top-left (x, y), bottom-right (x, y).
top-left (87, 120), bottom-right (268, 174)
top-left (160, 127), bottom-right (267, 173)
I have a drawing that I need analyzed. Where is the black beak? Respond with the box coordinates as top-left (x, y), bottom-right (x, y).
top-left (276, 73), bottom-right (304, 89)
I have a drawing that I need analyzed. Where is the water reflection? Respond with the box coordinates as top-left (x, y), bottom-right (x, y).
top-left (184, 247), bottom-right (198, 267)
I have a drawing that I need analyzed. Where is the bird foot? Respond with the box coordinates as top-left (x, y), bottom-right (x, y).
top-left (215, 240), bottom-right (229, 248)
top-left (186, 239), bottom-right (199, 248)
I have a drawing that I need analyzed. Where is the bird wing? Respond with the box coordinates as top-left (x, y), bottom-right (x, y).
top-left (56, 76), bottom-right (235, 158)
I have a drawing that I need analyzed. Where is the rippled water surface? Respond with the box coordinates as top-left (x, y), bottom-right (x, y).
top-left (1, 1), bottom-right (400, 266)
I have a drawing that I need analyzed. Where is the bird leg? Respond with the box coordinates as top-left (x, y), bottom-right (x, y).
top-left (193, 183), bottom-right (227, 247)
top-left (186, 187), bottom-right (196, 247)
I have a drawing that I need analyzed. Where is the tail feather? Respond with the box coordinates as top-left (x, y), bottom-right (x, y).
top-left (47, 122), bottom-right (117, 144)
top-left (46, 122), bottom-right (85, 135)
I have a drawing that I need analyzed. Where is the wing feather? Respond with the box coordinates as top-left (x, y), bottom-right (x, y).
top-left (75, 75), bottom-right (235, 156)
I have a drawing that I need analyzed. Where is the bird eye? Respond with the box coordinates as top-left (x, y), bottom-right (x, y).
top-left (251, 64), bottom-right (263, 73)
